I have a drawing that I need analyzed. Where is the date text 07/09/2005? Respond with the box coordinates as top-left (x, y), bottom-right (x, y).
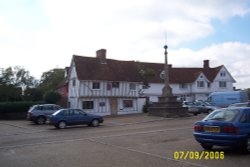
top-left (173, 151), bottom-right (224, 160)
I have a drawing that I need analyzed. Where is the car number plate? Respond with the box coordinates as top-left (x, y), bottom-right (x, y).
top-left (204, 126), bottom-right (220, 133)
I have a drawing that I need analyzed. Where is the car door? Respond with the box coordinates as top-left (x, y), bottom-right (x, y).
top-left (238, 110), bottom-right (250, 135)
top-left (44, 105), bottom-right (54, 117)
top-left (67, 109), bottom-right (87, 125)
top-left (64, 109), bottom-right (78, 125)
top-left (75, 109), bottom-right (90, 125)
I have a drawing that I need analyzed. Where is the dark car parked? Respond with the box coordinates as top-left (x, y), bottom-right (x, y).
top-left (193, 107), bottom-right (250, 153)
top-left (48, 108), bottom-right (104, 129)
top-left (27, 104), bottom-right (63, 125)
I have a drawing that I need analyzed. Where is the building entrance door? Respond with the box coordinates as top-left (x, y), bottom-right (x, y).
top-left (110, 98), bottom-right (118, 115)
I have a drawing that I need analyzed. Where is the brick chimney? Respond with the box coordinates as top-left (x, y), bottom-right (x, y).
top-left (203, 60), bottom-right (209, 68)
top-left (96, 49), bottom-right (107, 64)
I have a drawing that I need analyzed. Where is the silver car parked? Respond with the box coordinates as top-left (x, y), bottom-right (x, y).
top-left (27, 104), bottom-right (63, 125)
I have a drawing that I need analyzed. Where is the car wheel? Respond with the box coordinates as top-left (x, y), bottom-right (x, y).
top-left (91, 119), bottom-right (99, 127)
top-left (36, 116), bottom-right (46, 125)
top-left (58, 121), bottom-right (66, 129)
top-left (201, 143), bottom-right (213, 150)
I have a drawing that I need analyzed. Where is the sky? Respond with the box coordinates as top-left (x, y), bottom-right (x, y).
top-left (1, 0), bottom-right (250, 89)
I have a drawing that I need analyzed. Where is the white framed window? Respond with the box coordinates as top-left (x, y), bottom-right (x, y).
top-left (197, 81), bottom-right (205, 88)
top-left (123, 100), bottom-right (133, 108)
top-left (111, 82), bottom-right (119, 88)
top-left (92, 82), bottom-right (100, 89)
top-left (72, 79), bottom-right (76, 86)
top-left (219, 81), bottom-right (227, 88)
top-left (207, 82), bottom-right (211, 88)
top-left (99, 102), bottom-right (105, 107)
top-left (129, 83), bottom-right (136, 90)
top-left (82, 101), bottom-right (94, 109)
top-left (179, 83), bottom-right (188, 89)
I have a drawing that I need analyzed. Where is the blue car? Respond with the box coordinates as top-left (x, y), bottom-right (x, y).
top-left (49, 109), bottom-right (104, 129)
top-left (193, 107), bottom-right (250, 153)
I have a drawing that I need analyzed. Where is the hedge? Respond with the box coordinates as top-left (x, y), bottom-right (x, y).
top-left (0, 101), bottom-right (44, 120)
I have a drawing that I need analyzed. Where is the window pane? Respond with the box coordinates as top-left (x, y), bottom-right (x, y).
top-left (123, 100), bottom-right (133, 108)
top-left (197, 81), bottom-right (204, 88)
top-left (82, 101), bottom-right (94, 109)
top-left (220, 72), bottom-right (226, 77)
top-left (107, 83), bottom-right (112, 90)
top-left (129, 83), bottom-right (136, 90)
top-left (179, 83), bottom-right (187, 89)
top-left (92, 82), bottom-right (100, 89)
top-left (219, 81), bottom-right (226, 88)
top-left (112, 82), bottom-right (119, 88)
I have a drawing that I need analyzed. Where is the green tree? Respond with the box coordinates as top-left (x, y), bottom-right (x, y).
top-left (0, 66), bottom-right (37, 101)
top-left (43, 91), bottom-right (61, 104)
top-left (0, 67), bottom-right (14, 85)
top-left (0, 66), bottom-right (37, 87)
top-left (0, 85), bottom-right (22, 101)
top-left (23, 87), bottom-right (43, 101)
top-left (137, 63), bottom-right (155, 88)
top-left (0, 66), bottom-right (38, 102)
top-left (38, 68), bottom-right (65, 93)
top-left (13, 66), bottom-right (37, 87)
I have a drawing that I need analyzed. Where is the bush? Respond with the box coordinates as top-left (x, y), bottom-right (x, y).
top-left (143, 102), bottom-right (152, 113)
top-left (0, 101), bottom-right (44, 119)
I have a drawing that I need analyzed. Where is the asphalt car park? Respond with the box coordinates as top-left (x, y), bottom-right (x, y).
top-left (0, 113), bottom-right (249, 167)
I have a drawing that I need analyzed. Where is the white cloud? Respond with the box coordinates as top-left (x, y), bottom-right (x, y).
top-left (169, 42), bottom-right (250, 89)
top-left (0, 0), bottom-right (250, 88)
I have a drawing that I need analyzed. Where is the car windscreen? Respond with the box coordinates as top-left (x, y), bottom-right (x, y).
top-left (203, 109), bottom-right (240, 122)
top-left (52, 109), bottom-right (64, 116)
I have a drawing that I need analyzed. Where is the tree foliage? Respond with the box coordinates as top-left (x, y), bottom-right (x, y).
top-left (23, 88), bottom-right (43, 101)
top-left (38, 68), bottom-right (65, 93)
top-left (0, 85), bottom-right (22, 101)
top-left (0, 66), bottom-right (38, 102)
top-left (137, 63), bottom-right (156, 88)
top-left (43, 91), bottom-right (61, 104)
top-left (0, 66), bottom-right (37, 87)
top-left (0, 66), bottom-right (66, 102)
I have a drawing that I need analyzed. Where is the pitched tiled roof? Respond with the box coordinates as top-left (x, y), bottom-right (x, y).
top-left (140, 63), bottom-right (223, 83)
top-left (73, 55), bottom-right (142, 82)
top-left (72, 55), bottom-right (223, 83)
